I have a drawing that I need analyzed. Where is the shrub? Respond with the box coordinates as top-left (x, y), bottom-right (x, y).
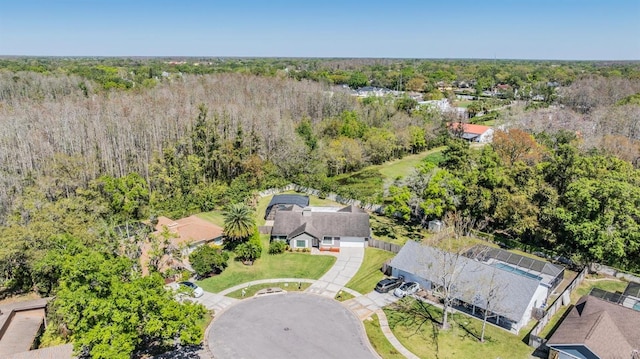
top-left (234, 241), bottom-right (262, 264)
top-left (189, 245), bottom-right (230, 277)
top-left (269, 240), bottom-right (287, 254)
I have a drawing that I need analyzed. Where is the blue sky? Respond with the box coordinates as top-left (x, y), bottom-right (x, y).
top-left (1, 0), bottom-right (638, 60)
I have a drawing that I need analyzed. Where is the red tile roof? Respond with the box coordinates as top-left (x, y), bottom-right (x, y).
top-left (448, 122), bottom-right (491, 135)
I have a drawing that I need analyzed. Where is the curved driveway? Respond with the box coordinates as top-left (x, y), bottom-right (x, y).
top-left (208, 293), bottom-right (377, 359)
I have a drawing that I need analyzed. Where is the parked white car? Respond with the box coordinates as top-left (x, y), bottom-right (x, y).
top-left (179, 281), bottom-right (204, 298)
top-left (393, 282), bottom-right (420, 298)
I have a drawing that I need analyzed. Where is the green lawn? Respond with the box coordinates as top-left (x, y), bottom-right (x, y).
top-left (538, 276), bottom-right (628, 338)
top-left (345, 247), bottom-right (396, 294)
top-left (385, 298), bottom-right (534, 359)
top-left (196, 235), bottom-right (336, 293)
top-left (369, 212), bottom-right (424, 245)
top-left (378, 147), bottom-right (445, 185)
top-left (225, 282), bottom-right (311, 299)
top-left (334, 290), bottom-right (356, 302)
top-left (195, 211), bottom-right (226, 227)
top-left (196, 311), bottom-right (213, 340)
top-left (364, 314), bottom-right (406, 359)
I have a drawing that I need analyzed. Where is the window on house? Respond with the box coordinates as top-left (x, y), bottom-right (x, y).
top-left (322, 236), bottom-right (333, 245)
top-left (296, 239), bottom-right (306, 248)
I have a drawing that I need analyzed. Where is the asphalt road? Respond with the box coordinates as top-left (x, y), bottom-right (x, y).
top-left (208, 292), bottom-right (378, 359)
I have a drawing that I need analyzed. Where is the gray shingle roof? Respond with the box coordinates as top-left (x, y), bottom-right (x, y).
top-left (271, 206), bottom-right (370, 239)
top-left (389, 241), bottom-right (540, 323)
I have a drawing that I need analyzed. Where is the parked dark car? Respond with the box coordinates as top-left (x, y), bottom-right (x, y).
top-left (375, 276), bottom-right (404, 293)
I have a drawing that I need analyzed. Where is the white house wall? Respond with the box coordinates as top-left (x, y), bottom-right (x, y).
top-left (478, 129), bottom-right (494, 143)
top-left (516, 284), bottom-right (548, 332)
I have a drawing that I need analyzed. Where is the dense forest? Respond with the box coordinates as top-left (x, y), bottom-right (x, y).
top-left (1, 57), bottom-right (639, 357)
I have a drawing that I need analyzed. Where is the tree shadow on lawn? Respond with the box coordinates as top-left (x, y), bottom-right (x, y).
top-left (390, 299), bottom-right (443, 356)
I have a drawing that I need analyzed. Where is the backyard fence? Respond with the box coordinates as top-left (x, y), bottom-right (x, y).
top-left (257, 183), bottom-right (384, 214)
top-left (589, 263), bottom-right (640, 283)
top-left (368, 238), bottom-right (403, 254)
top-left (527, 265), bottom-right (589, 348)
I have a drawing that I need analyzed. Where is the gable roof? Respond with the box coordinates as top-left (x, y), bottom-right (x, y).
top-left (548, 295), bottom-right (640, 359)
top-left (271, 206), bottom-right (370, 239)
top-left (389, 241), bottom-right (540, 323)
top-left (448, 122), bottom-right (492, 135)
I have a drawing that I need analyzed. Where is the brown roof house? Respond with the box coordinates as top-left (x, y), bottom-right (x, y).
top-left (0, 298), bottom-right (74, 359)
top-left (270, 205), bottom-right (370, 250)
top-left (547, 295), bottom-right (640, 359)
top-left (141, 215), bottom-right (224, 275)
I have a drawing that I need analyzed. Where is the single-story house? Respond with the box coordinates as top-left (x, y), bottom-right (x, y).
top-left (141, 215), bottom-right (224, 275)
top-left (0, 298), bottom-right (74, 359)
top-left (388, 241), bottom-right (549, 333)
top-left (264, 194), bottom-right (310, 220)
top-left (270, 205), bottom-right (370, 249)
top-left (448, 122), bottom-right (494, 143)
top-left (547, 294), bottom-right (640, 359)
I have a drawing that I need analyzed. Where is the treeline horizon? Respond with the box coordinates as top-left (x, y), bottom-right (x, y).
top-left (0, 58), bottom-right (639, 275)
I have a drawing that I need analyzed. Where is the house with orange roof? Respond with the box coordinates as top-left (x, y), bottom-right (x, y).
top-left (140, 215), bottom-right (224, 276)
top-left (448, 122), bottom-right (494, 143)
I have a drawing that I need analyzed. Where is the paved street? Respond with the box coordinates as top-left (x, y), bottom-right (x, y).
top-left (208, 293), bottom-right (378, 359)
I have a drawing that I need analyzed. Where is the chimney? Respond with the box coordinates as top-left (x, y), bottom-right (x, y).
top-left (302, 207), bottom-right (312, 217)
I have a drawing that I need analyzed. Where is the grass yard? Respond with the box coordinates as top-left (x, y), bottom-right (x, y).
top-left (196, 235), bottom-right (336, 293)
top-left (225, 282), bottom-right (311, 299)
top-left (364, 314), bottom-right (406, 359)
top-left (538, 275), bottom-right (628, 338)
top-left (378, 147), bottom-right (445, 185)
top-left (334, 290), bottom-right (355, 302)
top-left (453, 100), bottom-right (473, 108)
top-left (385, 298), bottom-right (534, 359)
top-left (369, 213), bottom-right (424, 245)
top-left (345, 247), bottom-right (396, 294)
top-left (195, 211), bottom-right (226, 227)
top-left (196, 311), bottom-right (213, 340)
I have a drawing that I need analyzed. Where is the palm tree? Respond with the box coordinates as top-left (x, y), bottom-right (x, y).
top-left (223, 203), bottom-right (256, 242)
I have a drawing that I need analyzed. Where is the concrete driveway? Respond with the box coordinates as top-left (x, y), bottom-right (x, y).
top-left (208, 292), bottom-right (378, 359)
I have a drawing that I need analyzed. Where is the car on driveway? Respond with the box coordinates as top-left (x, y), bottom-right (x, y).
top-left (393, 282), bottom-right (420, 298)
top-left (375, 276), bottom-right (404, 293)
top-left (179, 281), bottom-right (204, 298)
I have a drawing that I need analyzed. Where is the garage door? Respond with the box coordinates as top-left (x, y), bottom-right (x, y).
top-left (340, 240), bottom-right (365, 247)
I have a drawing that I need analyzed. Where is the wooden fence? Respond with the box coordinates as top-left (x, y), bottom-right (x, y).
top-left (527, 266), bottom-right (589, 348)
top-left (368, 238), bottom-right (403, 254)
